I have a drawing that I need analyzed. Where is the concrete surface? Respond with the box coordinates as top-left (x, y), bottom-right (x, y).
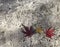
top-left (0, 0), bottom-right (60, 47)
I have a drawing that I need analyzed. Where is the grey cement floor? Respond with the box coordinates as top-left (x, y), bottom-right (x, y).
top-left (0, 0), bottom-right (60, 47)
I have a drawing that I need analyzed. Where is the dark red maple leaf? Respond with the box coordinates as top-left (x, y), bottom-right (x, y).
top-left (21, 24), bottom-right (35, 37)
top-left (46, 27), bottom-right (55, 38)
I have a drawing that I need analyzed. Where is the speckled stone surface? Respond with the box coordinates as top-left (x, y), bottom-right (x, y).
top-left (0, 0), bottom-right (60, 47)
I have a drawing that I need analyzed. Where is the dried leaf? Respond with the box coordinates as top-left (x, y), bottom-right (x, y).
top-left (36, 27), bottom-right (43, 34)
top-left (46, 27), bottom-right (55, 38)
top-left (21, 24), bottom-right (35, 37)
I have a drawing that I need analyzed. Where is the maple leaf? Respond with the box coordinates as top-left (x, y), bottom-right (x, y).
top-left (21, 24), bottom-right (35, 37)
top-left (36, 27), bottom-right (43, 34)
top-left (46, 27), bottom-right (55, 38)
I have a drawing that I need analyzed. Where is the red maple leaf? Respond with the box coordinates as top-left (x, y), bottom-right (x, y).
top-left (46, 27), bottom-right (55, 38)
top-left (21, 24), bottom-right (35, 37)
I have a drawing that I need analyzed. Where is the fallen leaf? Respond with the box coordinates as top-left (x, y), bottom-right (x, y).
top-left (46, 27), bottom-right (55, 38)
top-left (36, 27), bottom-right (43, 34)
top-left (21, 24), bottom-right (35, 37)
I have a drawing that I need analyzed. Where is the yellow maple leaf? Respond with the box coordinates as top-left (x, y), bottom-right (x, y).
top-left (36, 27), bottom-right (43, 33)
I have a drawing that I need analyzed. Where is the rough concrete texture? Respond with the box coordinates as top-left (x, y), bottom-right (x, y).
top-left (0, 0), bottom-right (60, 47)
